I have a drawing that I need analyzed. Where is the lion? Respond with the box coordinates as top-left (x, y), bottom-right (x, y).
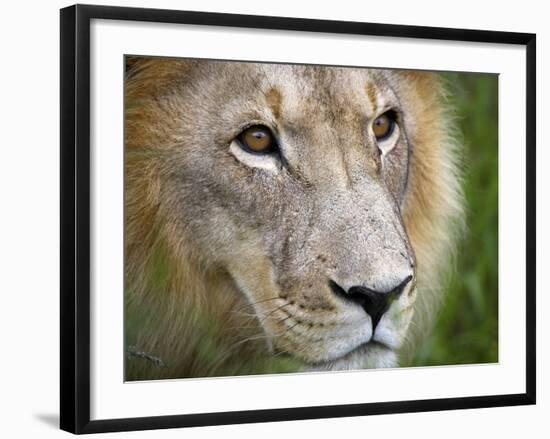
top-left (124, 57), bottom-right (464, 380)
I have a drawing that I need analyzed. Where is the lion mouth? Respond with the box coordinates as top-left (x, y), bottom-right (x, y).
top-left (335, 339), bottom-right (393, 361)
top-left (301, 339), bottom-right (397, 372)
top-left (275, 338), bottom-right (396, 372)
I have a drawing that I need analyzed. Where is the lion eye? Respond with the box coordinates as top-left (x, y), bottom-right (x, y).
top-left (237, 125), bottom-right (277, 154)
top-left (372, 111), bottom-right (396, 141)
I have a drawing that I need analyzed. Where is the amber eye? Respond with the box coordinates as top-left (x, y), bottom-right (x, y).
top-left (372, 111), bottom-right (396, 141)
top-left (237, 125), bottom-right (277, 153)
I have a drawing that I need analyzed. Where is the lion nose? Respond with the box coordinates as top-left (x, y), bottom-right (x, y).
top-left (330, 275), bottom-right (413, 331)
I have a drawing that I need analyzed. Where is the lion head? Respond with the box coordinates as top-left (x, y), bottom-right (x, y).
top-left (125, 58), bottom-right (463, 379)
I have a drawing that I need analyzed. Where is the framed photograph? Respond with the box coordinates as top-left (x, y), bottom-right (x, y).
top-left (60, 4), bottom-right (536, 434)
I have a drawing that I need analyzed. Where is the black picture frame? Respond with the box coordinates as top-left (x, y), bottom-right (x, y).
top-left (60, 4), bottom-right (536, 434)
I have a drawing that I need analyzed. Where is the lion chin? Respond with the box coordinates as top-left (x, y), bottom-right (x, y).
top-left (305, 343), bottom-right (398, 372)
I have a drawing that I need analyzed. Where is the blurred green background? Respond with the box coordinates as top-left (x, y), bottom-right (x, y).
top-left (407, 72), bottom-right (499, 367)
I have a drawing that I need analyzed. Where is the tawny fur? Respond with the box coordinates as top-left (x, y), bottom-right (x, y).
top-left (124, 58), bottom-right (463, 380)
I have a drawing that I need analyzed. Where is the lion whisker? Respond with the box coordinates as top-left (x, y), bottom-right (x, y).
top-left (257, 303), bottom-right (291, 324)
top-left (226, 310), bottom-right (259, 318)
top-left (235, 296), bottom-right (286, 312)
top-left (216, 319), bottom-right (301, 364)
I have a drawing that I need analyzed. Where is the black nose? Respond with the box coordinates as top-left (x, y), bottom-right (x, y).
top-left (330, 275), bottom-right (412, 331)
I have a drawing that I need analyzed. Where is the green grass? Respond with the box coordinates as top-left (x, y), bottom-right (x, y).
top-left (409, 72), bottom-right (499, 366)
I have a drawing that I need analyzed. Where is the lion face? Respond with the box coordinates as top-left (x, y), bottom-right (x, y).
top-left (130, 61), bottom-right (423, 369)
